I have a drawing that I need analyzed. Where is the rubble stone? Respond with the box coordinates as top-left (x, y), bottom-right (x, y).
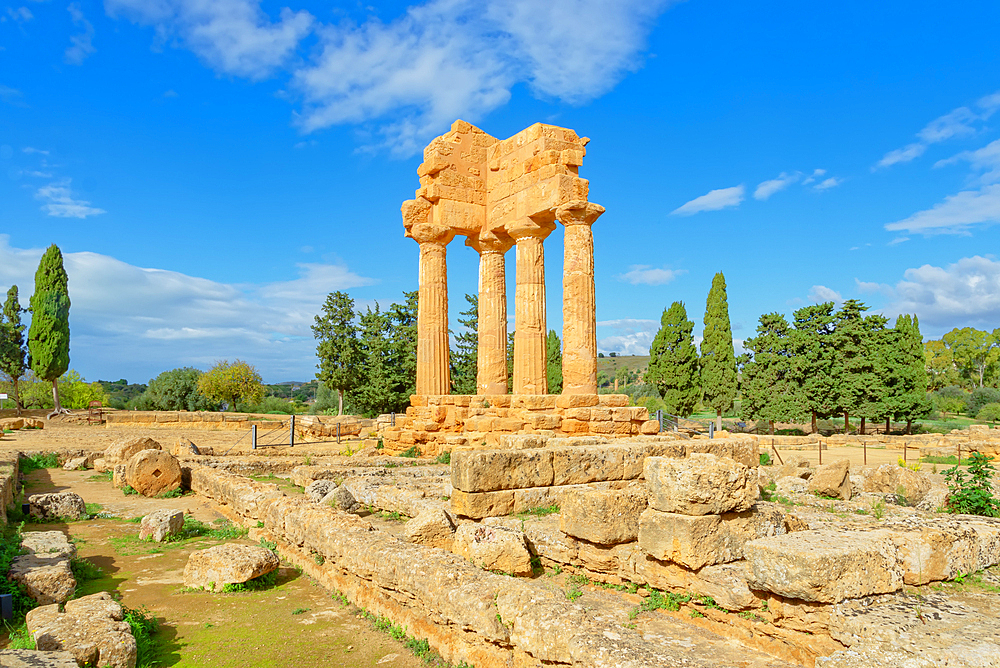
top-left (9, 531), bottom-right (76, 605)
top-left (26, 592), bottom-right (136, 668)
top-left (452, 523), bottom-right (533, 576)
top-left (807, 459), bottom-right (851, 500)
top-left (405, 507), bottom-right (457, 549)
top-left (28, 492), bottom-right (86, 521)
top-left (183, 544), bottom-right (279, 592)
top-left (139, 509), bottom-right (185, 542)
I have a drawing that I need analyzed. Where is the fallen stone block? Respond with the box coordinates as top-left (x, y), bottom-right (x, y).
top-left (405, 507), bottom-right (456, 549)
top-left (28, 492), bottom-right (86, 521)
top-left (451, 489), bottom-right (515, 518)
top-left (61, 457), bottom-right (87, 471)
top-left (139, 509), bottom-right (185, 542)
top-left (183, 544), bottom-right (280, 592)
top-left (807, 459), bottom-right (851, 500)
top-left (103, 437), bottom-right (161, 466)
top-left (744, 529), bottom-right (902, 602)
top-left (305, 479), bottom-right (338, 502)
top-left (9, 531), bottom-right (77, 605)
top-left (26, 592), bottom-right (136, 668)
top-left (0, 649), bottom-right (79, 668)
top-left (123, 449), bottom-right (182, 497)
top-left (645, 453), bottom-right (755, 516)
top-left (452, 523), bottom-right (533, 576)
top-left (172, 438), bottom-right (201, 457)
top-left (862, 463), bottom-right (931, 505)
top-left (559, 485), bottom-right (647, 545)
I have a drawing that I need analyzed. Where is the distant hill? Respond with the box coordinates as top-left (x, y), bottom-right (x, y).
top-left (597, 355), bottom-right (650, 376)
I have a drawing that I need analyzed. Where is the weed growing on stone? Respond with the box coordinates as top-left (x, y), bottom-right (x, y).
top-left (303, 455), bottom-right (313, 466)
top-left (20, 452), bottom-right (59, 473)
top-left (759, 452), bottom-right (772, 466)
top-left (872, 498), bottom-right (887, 520)
top-left (689, 609), bottom-right (705, 618)
top-left (738, 611), bottom-right (765, 622)
top-left (944, 453), bottom-right (1000, 517)
top-left (400, 446), bottom-right (421, 458)
top-left (122, 485), bottom-right (139, 496)
top-left (122, 605), bottom-right (160, 668)
top-left (640, 589), bottom-right (691, 612)
top-left (332, 590), bottom-right (350, 607)
top-left (436, 451), bottom-right (451, 465)
top-left (259, 537), bottom-right (278, 551)
top-left (565, 583), bottom-right (584, 601)
top-left (87, 470), bottom-right (113, 482)
top-left (4, 621), bottom-right (34, 649)
top-left (292, 607), bottom-right (309, 615)
top-left (157, 488), bottom-right (185, 499)
top-left (313, 552), bottom-right (325, 565)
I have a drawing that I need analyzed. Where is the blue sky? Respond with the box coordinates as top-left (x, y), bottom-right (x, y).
top-left (2, 0), bottom-right (999, 384)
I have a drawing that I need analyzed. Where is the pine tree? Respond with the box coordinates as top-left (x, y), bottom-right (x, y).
top-left (700, 272), bottom-right (737, 430)
top-left (831, 299), bottom-right (874, 433)
top-left (0, 286), bottom-right (28, 414)
top-left (28, 244), bottom-right (71, 417)
top-left (451, 294), bottom-right (478, 394)
top-left (791, 302), bottom-right (839, 433)
top-left (739, 313), bottom-right (804, 432)
top-left (546, 330), bottom-right (563, 394)
top-left (312, 291), bottom-right (359, 415)
top-left (646, 302), bottom-right (700, 417)
top-left (387, 290), bottom-right (418, 411)
top-left (506, 331), bottom-right (515, 393)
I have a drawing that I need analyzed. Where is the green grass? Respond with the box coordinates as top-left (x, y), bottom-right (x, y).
top-left (70, 557), bottom-right (104, 586)
top-left (122, 485), bottom-right (139, 496)
top-left (221, 570), bottom-right (277, 593)
top-left (921, 455), bottom-right (974, 465)
top-left (122, 605), bottom-right (160, 668)
top-left (0, 523), bottom-right (35, 622)
top-left (514, 504), bottom-right (559, 521)
top-left (640, 589), bottom-right (692, 613)
top-left (400, 446), bottom-right (421, 458)
top-left (20, 452), bottom-right (60, 473)
top-left (5, 621), bottom-right (34, 649)
top-left (435, 451), bottom-right (451, 465)
top-left (157, 487), bottom-right (186, 498)
top-left (87, 470), bottom-right (113, 482)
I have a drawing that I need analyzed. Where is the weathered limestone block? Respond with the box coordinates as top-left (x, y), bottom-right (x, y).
top-left (28, 492), bottom-right (86, 521)
top-left (452, 523), bottom-right (533, 575)
top-left (139, 509), bottom-right (184, 542)
top-left (880, 519), bottom-right (980, 585)
top-left (776, 476), bottom-right (809, 494)
top-left (559, 485), bottom-right (647, 544)
top-left (637, 505), bottom-right (785, 569)
top-left (61, 457), bottom-right (87, 471)
top-left (645, 453), bottom-right (755, 516)
top-left (862, 463), bottom-right (931, 505)
top-left (686, 438), bottom-right (759, 469)
top-left (451, 449), bottom-right (553, 492)
top-left (405, 507), bottom-right (457, 550)
top-left (0, 649), bottom-right (79, 668)
top-left (10, 531), bottom-right (76, 605)
top-left (306, 479), bottom-right (338, 502)
top-left (171, 438), bottom-right (201, 457)
top-left (451, 489), bottom-right (514, 518)
top-left (123, 449), bottom-right (182, 497)
top-left (807, 458), bottom-right (852, 500)
top-left (744, 529), bottom-right (902, 602)
top-left (26, 592), bottom-right (136, 668)
top-left (103, 437), bottom-right (161, 466)
top-left (183, 544), bottom-right (279, 592)
top-left (551, 446), bottom-right (624, 485)
top-left (967, 520), bottom-right (1000, 570)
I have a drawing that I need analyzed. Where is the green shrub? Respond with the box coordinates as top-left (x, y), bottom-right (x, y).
top-left (122, 485), bottom-right (139, 496)
top-left (977, 403), bottom-right (1000, 424)
top-left (70, 557), bottom-right (103, 584)
top-left (400, 446), bottom-right (420, 458)
top-left (0, 523), bottom-right (35, 621)
top-left (435, 451), bottom-right (451, 465)
top-left (759, 452), bottom-right (772, 466)
top-left (945, 452), bottom-right (1000, 517)
top-left (968, 388), bottom-right (1000, 417)
top-left (6, 621), bottom-right (34, 649)
top-left (20, 452), bottom-right (59, 473)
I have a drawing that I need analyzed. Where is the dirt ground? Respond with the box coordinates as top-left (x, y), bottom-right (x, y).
top-left (2, 463), bottom-right (429, 667)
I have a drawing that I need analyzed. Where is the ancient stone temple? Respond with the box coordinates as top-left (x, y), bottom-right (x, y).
top-left (385, 120), bottom-right (658, 454)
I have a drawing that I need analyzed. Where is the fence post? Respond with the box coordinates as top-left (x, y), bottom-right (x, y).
top-left (863, 440), bottom-right (867, 466)
top-left (337, 423), bottom-right (341, 445)
top-left (903, 441), bottom-right (907, 463)
top-left (289, 415), bottom-right (295, 447)
top-left (709, 422), bottom-right (715, 439)
top-left (656, 410), bottom-right (662, 433)
top-left (252, 424), bottom-right (257, 450)
top-left (818, 439), bottom-right (822, 465)
top-left (391, 412), bottom-right (395, 426)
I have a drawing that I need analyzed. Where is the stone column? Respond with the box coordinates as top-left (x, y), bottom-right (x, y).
top-left (411, 223), bottom-right (455, 396)
top-left (507, 217), bottom-right (554, 395)
top-left (556, 201), bottom-right (605, 395)
top-left (470, 232), bottom-right (514, 395)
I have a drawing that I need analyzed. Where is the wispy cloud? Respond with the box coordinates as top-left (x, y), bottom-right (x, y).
top-left (617, 265), bottom-right (685, 286)
top-left (874, 255), bottom-right (1000, 331)
top-left (936, 138), bottom-right (1000, 185)
top-left (753, 172), bottom-right (799, 200)
top-left (875, 93), bottom-right (999, 169)
top-left (34, 179), bottom-right (106, 218)
top-left (0, 85), bottom-right (24, 106)
top-left (801, 168), bottom-right (826, 185)
top-left (0, 235), bottom-right (378, 381)
top-left (885, 184), bottom-right (1000, 235)
top-left (22, 147), bottom-right (49, 155)
top-left (4, 6), bottom-right (33, 22)
top-left (808, 285), bottom-right (843, 305)
top-left (813, 176), bottom-right (844, 191)
top-left (671, 184), bottom-right (744, 216)
top-left (65, 2), bottom-right (96, 65)
top-left (107, 0), bottom-right (676, 155)
top-left (597, 318), bottom-right (659, 356)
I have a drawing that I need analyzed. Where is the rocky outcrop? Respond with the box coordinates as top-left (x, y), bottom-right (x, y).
top-left (183, 544), bottom-right (279, 592)
top-left (26, 592), bottom-right (137, 668)
top-left (139, 509), bottom-right (184, 542)
top-left (9, 531), bottom-right (77, 605)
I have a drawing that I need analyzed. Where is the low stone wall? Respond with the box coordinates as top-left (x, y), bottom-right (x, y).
top-left (449, 437), bottom-right (758, 519)
top-left (750, 424), bottom-right (1000, 456)
top-left (0, 454), bottom-right (18, 525)
top-left (381, 393), bottom-right (661, 455)
top-left (105, 411), bottom-right (373, 438)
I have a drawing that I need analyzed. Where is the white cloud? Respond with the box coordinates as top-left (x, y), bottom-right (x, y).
top-left (22, 147), bottom-right (48, 155)
top-left (5, 6), bottom-right (33, 22)
top-left (0, 235), bottom-right (377, 381)
top-left (936, 138), bottom-right (1000, 185)
top-left (753, 171), bottom-right (799, 200)
top-left (107, 0), bottom-right (674, 154)
top-left (65, 2), bottom-right (96, 65)
top-left (875, 95), bottom-right (998, 169)
top-left (877, 255), bottom-right (1000, 331)
top-left (34, 179), bottom-right (106, 218)
top-left (814, 176), bottom-right (843, 191)
top-left (105, 0), bottom-right (314, 80)
top-left (0, 85), bottom-right (23, 106)
top-left (617, 265), bottom-right (685, 286)
top-left (885, 184), bottom-right (1000, 234)
top-left (671, 185), bottom-right (744, 216)
top-left (801, 168), bottom-right (826, 185)
top-left (887, 236), bottom-right (909, 246)
top-left (808, 285), bottom-right (842, 304)
top-left (597, 318), bottom-right (659, 356)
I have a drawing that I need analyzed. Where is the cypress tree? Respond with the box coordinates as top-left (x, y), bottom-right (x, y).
top-left (546, 330), bottom-right (563, 394)
top-left (351, 304), bottom-right (397, 417)
top-left (28, 244), bottom-right (71, 417)
top-left (0, 286), bottom-right (28, 414)
top-left (451, 294), bottom-right (478, 394)
top-left (312, 291), bottom-right (359, 415)
top-left (831, 299), bottom-right (874, 433)
top-left (700, 272), bottom-right (738, 430)
top-left (646, 302), bottom-right (700, 417)
top-left (740, 312), bottom-right (804, 432)
top-left (895, 314), bottom-right (931, 433)
top-left (387, 290), bottom-right (418, 411)
top-left (506, 331), bottom-right (515, 393)
top-left (861, 313), bottom-right (894, 434)
top-left (791, 302), bottom-right (839, 433)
